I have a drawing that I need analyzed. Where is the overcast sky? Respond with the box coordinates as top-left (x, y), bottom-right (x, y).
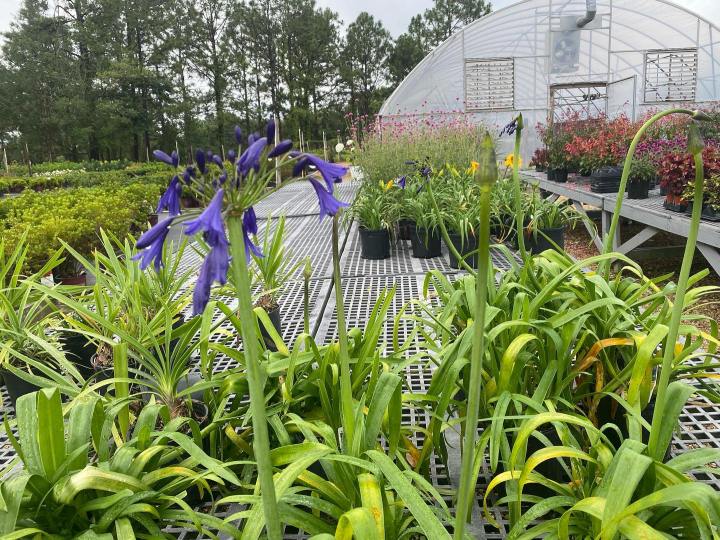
top-left (0, 0), bottom-right (718, 37)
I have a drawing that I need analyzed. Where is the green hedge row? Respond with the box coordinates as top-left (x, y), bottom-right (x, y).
top-left (0, 181), bottom-right (164, 272)
top-left (0, 163), bottom-right (168, 195)
top-left (6, 159), bottom-right (140, 176)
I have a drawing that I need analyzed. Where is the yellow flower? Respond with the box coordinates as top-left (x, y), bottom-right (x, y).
top-left (504, 153), bottom-right (522, 168)
top-left (469, 161), bottom-right (479, 173)
top-left (382, 179), bottom-right (394, 191)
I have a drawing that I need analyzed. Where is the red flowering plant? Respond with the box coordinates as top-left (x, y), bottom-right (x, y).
top-left (564, 114), bottom-right (637, 174)
top-left (529, 147), bottom-right (549, 170)
top-left (658, 140), bottom-right (720, 202)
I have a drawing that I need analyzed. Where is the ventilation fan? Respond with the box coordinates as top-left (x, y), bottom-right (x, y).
top-left (551, 30), bottom-right (580, 73)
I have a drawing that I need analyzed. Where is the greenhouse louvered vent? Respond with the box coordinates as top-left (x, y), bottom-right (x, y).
top-left (464, 58), bottom-right (514, 111)
top-left (644, 48), bottom-right (698, 103)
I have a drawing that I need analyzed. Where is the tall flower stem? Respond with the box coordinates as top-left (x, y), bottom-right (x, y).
top-left (227, 215), bottom-right (281, 540)
top-left (332, 213), bottom-right (355, 450)
top-left (648, 125), bottom-right (705, 461)
top-left (303, 257), bottom-right (312, 335)
top-left (455, 135), bottom-right (496, 539)
top-left (600, 108), bottom-right (695, 277)
top-left (511, 115), bottom-right (527, 258)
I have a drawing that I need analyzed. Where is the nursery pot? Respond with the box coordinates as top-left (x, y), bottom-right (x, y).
top-left (627, 179), bottom-right (650, 200)
top-left (683, 203), bottom-right (720, 222)
top-left (447, 233), bottom-right (477, 269)
top-left (659, 185), bottom-right (668, 196)
top-left (590, 166), bottom-right (623, 194)
top-left (525, 226), bottom-right (565, 255)
top-left (410, 227), bottom-right (441, 258)
top-left (359, 227), bottom-right (391, 260)
top-left (90, 355), bottom-right (114, 395)
top-left (398, 219), bottom-right (415, 241)
top-left (547, 168), bottom-right (568, 183)
top-left (61, 331), bottom-right (96, 379)
top-left (52, 270), bottom-right (87, 286)
top-left (259, 306), bottom-right (282, 351)
top-left (663, 194), bottom-right (687, 213)
top-left (0, 367), bottom-right (40, 408)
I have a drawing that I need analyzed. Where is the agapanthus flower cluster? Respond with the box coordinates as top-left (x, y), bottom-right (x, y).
top-left (133, 120), bottom-right (349, 314)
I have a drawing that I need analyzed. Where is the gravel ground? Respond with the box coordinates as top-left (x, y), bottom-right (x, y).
top-left (563, 222), bottom-right (720, 334)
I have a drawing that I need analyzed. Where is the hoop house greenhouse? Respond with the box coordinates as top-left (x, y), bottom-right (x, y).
top-left (380, 0), bottom-right (720, 159)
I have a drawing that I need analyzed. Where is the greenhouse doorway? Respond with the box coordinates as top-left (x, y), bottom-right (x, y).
top-left (550, 83), bottom-right (608, 123)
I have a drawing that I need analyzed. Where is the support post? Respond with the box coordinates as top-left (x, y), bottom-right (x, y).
top-left (274, 113), bottom-right (281, 186)
top-left (322, 131), bottom-right (328, 161)
top-left (2, 146), bottom-right (8, 175)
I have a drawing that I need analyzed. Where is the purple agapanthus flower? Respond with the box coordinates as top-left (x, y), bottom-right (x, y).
top-left (192, 242), bottom-right (229, 315)
top-left (133, 217), bottom-right (174, 270)
top-left (266, 119), bottom-right (276, 144)
top-left (227, 149), bottom-right (236, 164)
top-left (398, 176), bottom-right (407, 189)
top-left (196, 149), bottom-right (207, 174)
top-left (248, 133), bottom-right (258, 145)
top-left (184, 189), bottom-right (228, 247)
top-left (234, 126), bottom-right (243, 145)
top-left (268, 139), bottom-right (292, 159)
top-left (500, 119), bottom-right (518, 137)
top-left (237, 137), bottom-right (267, 178)
top-left (153, 150), bottom-right (179, 168)
top-left (309, 178), bottom-right (349, 220)
top-left (301, 154), bottom-right (347, 192)
top-left (183, 166), bottom-right (195, 184)
top-left (293, 157), bottom-right (309, 177)
top-left (242, 207), bottom-right (263, 259)
top-left (156, 175), bottom-right (182, 216)
top-left (212, 154), bottom-right (224, 168)
top-left (218, 171), bottom-right (227, 185)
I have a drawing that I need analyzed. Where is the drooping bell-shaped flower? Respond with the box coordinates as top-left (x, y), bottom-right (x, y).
top-left (156, 175), bottom-right (182, 216)
top-left (183, 166), bottom-right (195, 184)
top-left (268, 139), bottom-right (292, 159)
top-left (212, 154), bottom-right (224, 168)
top-left (266, 118), bottom-right (276, 144)
top-left (293, 157), bottom-right (309, 177)
top-left (206, 150), bottom-right (214, 165)
top-left (184, 189), bottom-right (228, 247)
top-left (196, 149), bottom-right (207, 174)
top-left (234, 125), bottom-right (243, 145)
top-left (153, 150), bottom-right (179, 168)
top-left (309, 178), bottom-right (349, 220)
top-left (192, 242), bottom-right (229, 315)
top-left (218, 171), bottom-right (228, 185)
top-left (301, 154), bottom-right (347, 192)
top-left (133, 217), bottom-right (174, 270)
top-left (237, 137), bottom-right (268, 178)
top-left (398, 175), bottom-right (407, 189)
top-left (242, 206), bottom-right (263, 259)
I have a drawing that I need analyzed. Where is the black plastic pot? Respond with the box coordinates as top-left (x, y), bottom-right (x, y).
top-left (683, 204), bottom-right (720, 222)
top-left (61, 331), bottom-right (95, 379)
top-left (547, 168), bottom-right (568, 183)
top-left (447, 233), bottom-right (477, 269)
top-left (259, 306), bottom-right (282, 351)
top-left (663, 198), bottom-right (688, 213)
top-left (627, 179), bottom-right (650, 199)
top-left (590, 166), bottom-right (623, 194)
top-left (0, 367), bottom-right (40, 407)
top-left (410, 227), bottom-right (441, 258)
top-left (359, 228), bottom-right (390, 260)
top-left (398, 219), bottom-right (415, 241)
top-left (525, 226), bottom-right (565, 254)
top-left (660, 185), bottom-right (668, 196)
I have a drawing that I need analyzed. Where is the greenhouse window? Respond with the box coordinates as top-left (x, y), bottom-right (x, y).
top-left (464, 58), bottom-right (514, 111)
top-left (644, 49), bottom-right (697, 102)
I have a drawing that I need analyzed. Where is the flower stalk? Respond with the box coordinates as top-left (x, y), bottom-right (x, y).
top-left (226, 214), bottom-right (281, 540)
top-left (455, 134), bottom-right (497, 539)
top-left (648, 122), bottom-right (705, 461)
top-left (600, 108), bottom-right (696, 277)
top-left (303, 257), bottom-right (312, 335)
top-left (511, 115), bottom-right (527, 257)
top-left (332, 212), bottom-right (355, 450)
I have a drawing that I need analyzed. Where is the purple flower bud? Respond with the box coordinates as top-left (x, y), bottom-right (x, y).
top-left (227, 149), bottom-right (236, 164)
top-left (156, 175), bottom-right (182, 216)
top-left (183, 166), bottom-right (195, 184)
top-left (242, 206), bottom-right (263, 259)
top-left (195, 149), bottom-right (207, 174)
top-left (268, 139), bottom-right (292, 159)
top-left (133, 217), bottom-right (174, 270)
top-left (243, 206), bottom-right (258, 235)
top-left (234, 125), bottom-right (243, 144)
top-left (266, 119), bottom-right (276, 144)
top-left (293, 157), bottom-right (309, 177)
top-left (237, 137), bottom-right (268, 178)
top-left (248, 132), bottom-right (259, 145)
top-left (398, 176), bottom-right (407, 189)
top-left (218, 171), bottom-right (227, 185)
top-left (153, 150), bottom-right (175, 167)
top-left (212, 154), bottom-right (224, 168)
top-left (171, 150), bottom-right (179, 168)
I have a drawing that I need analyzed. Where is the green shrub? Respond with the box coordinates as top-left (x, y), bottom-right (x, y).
top-left (0, 167), bottom-right (168, 195)
top-left (0, 182), bottom-right (162, 271)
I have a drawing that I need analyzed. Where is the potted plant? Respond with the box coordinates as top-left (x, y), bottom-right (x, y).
top-left (349, 180), bottom-right (398, 260)
top-left (627, 156), bottom-right (657, 199)
top-left (248, 214), bottom-right (302, 348)
top-left (682, 173), bottom-right (720, 221)
top-left (529, 147), bottom-right (548, 172)
top-left (660, 144), bottom-right (720, 212)
top-left (523, 190), bottom-right (583, 254)
top-left (404, 180), bottom-right (442, 258)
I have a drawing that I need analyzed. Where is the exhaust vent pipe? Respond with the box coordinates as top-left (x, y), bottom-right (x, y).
top-left (576, 0), bottom-right (597, 27)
